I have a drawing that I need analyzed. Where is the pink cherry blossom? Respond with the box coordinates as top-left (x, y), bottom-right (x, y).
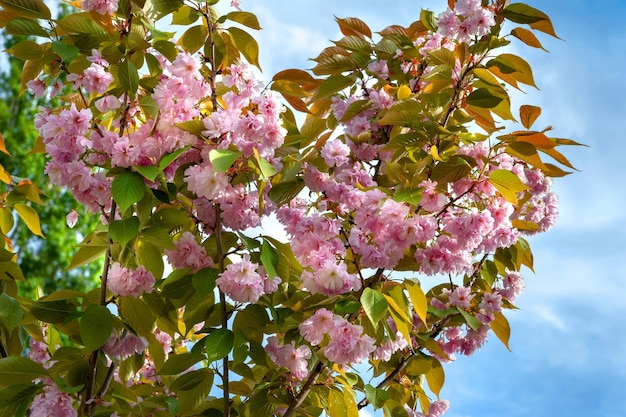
top-left (165, 231), bottom-right (214, 272)
top-left (299, 308), bottom-right (335, 345)
top-left (108, 263), bottom-right (155, 298)
top-left (321, 139), bottom-right (351, 167)
top-left (82, 0), bottom-right (118, 15)
top-left (216, 255), bottom-right (266, 303)
top-left (266, 337), bottom-right (311, 381)
top-left (30, 384), bottom-right (77, 417)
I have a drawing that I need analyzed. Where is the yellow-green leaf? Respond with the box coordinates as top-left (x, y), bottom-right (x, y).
top-left (425, 358), bottom-right (445, 398)
top-left (14, 203), bottom-right (43, 237)
top-left (179, 24), bottom-right (208, 54)
top-left (0, 0), bottom-right (50, 20)
top-left (488, 169), bottom-right (528, 205)
top-left (405, 280), bottom-right (428, 326)
top-left (228, 26), bottom-right (260, 69)
top-left (511, 27), bottom-right (547, 51)
top-left (491, 311), bottom-right (512, 351)
top-left (226, 11), bottom-right (261, 30)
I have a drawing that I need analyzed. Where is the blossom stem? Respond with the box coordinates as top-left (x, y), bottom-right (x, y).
top-left (283, 361), bottom-right (325, 417)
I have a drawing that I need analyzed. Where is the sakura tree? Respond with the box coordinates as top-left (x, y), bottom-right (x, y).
top-left (0, 0), bottom-right (582, 416)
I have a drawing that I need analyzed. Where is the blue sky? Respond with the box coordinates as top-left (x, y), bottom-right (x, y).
top-left (238, 1), bottom-right (626, 416)
top-left (2, 0), bottom-right (623, 416)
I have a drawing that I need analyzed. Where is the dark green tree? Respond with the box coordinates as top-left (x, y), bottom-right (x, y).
top-left (0, 33), bottom-right (102, 298)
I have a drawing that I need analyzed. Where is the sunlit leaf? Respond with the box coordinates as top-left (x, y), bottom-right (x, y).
top-left (491, 312), bottom-right (512, 351)
top-left (504, 3), bottom-right (559, 38)
top-left (209, 149), bottom-right (241, 172)
top-left (226, 11), bottom-right (261, 30)
top-left (361, 288), bottom-right (388, 327)
top-left (14, 203), bottom-right (43, 237)
top-left (335, 16), bottom-right (372, 39)
top-left (511, 27), bottom-right (547, 51)
top-left (228, 26), bottom-right (260, 68)
top-left (111, 172), bottom-right (146, 212)
top-left (519, 105), bottom-right (542, 129)
top-left (205, 328), bottom-right (234, 363)
top-left (0, 0), bottom-right (51, 20)
top-left (425, 358), bottom-right (445, 398)
top-left (405, 280), bottom-right (428, 327)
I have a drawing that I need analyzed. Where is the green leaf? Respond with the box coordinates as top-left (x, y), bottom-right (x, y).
top-left (255, 155), bottom-right (277, 179)
top-left (192, 267), bottom-right (218, 296)
top-left (364, 384), bottom-right (390, 410)
top-left (378, 99), bottom-right (424, 126)
top-left (134, 165), bottom-right (160, 182)
top-left (205, 328), bottom-right (234, 363)
top-left (268, 178), bottom-right (305, 206)
top-left (232, 329), bottom-right (250, 366)
top-left (51, 41), bottom-right (79, 63)
top-left (457, 308), bottom-right (482, 331)
top-left (260, 240), bottom-right (279, 279)
top-left (158, 352), bottom-right (205, 375)
top-left (315, 74), bottom-right (353, 100)
top-left (405, 280), bottom-right (427, 326)
top-left (208, 149), bottom-right (241, 172)
top-left (55, 12), bottom-right (107, 35)
top-left (0, 0), bottom-right (50, 19)
top-left (66, 244), bottom-right (106, 271)
top-left (335, 35), bottom-right (371, 53)
top-left (109, 216), bottom-right (140, 247)
top-left (111, 172), bottom-right (146, 212)
top-left (5, 40), bottom-right (45, 61)
top-left (179, 24), bottom-right (208, 54)
top-left (171, 5), bottom-right (199, 25)
top-left (226, 11), bottom-right (261, 30)
top-left (430, 156), bottom-right (473, 184)
top-left (488, 169), bottom-right (528, 204)
top-left (80, 304), bottom-right (114, 351)
top-left (466, 88), bottom-right (504, 108)
top-left (491, 311), bottom-right (512, 351)
top-left (119, 296), bottom-right (156, 337)
top-left (361, 288), bottom-right (388, 327)
top-left (228, 26), bottom-right (260, 68)
top-left (0, 357), bottom-right (49, 386)
top-left (171, 368), bottom-right (214, 415)
top-left (420, 8), bottom-right (437, 32)
top-left (14, 203), bottom-right (43, 237)
top-left (118, 59), bottom-right (139, 98)
top-left (0, 293), bottom-right (24, 331)
top-left (504, 3), bottom-right (558, 38)
top-left (30, 299), bottom-right (75, 324)
top-left (312, 54), bottom-right (355, 76)
top-left (0, 383), bottom-right (41, 410)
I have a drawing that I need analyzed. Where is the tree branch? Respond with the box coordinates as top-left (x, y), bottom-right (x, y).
top-left (81, 200), bottom-right (116, 416)
top-left (283, 361), bottom-right (325, 417)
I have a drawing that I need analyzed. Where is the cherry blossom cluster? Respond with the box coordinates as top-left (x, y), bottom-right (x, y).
top-left (437, 0), bottom-right (496, 42)
top-left (108, 262), bottom-right (155, 298)
top-left (298, 308), bottom-right (376, 365)
top-left (216, 254), bottom-right (280, 303)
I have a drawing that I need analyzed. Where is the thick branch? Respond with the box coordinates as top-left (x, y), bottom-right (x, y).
top-left (81, 200), bottom-right (116, 416)
top-left (283, 361), bottom-right (325, 417)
